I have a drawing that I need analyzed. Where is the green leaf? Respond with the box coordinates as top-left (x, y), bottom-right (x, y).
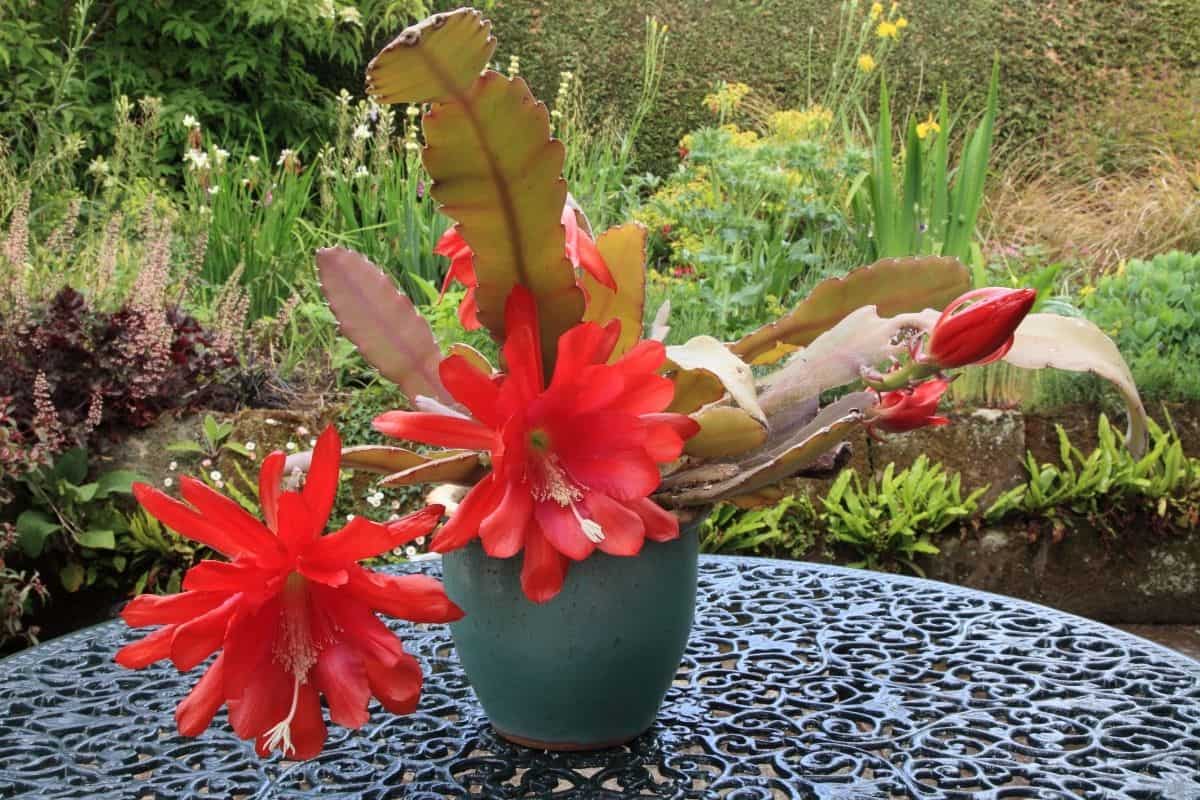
top-left (16, 510), bottom-right (61, 557)
top-left (60, 562), bottom-right (85, 593)
top-left (166, 440), bottom-right (206, 454)
top-left (75, 529), bottom-right (116, 550)
top-left (53, 448), bottom-right (88, 485)
top-left (96, 470), bottom-right (144, 498)
top-left (69, 482), bottom-right (100, 503)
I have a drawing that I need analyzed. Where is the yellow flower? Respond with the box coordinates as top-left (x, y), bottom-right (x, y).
top-left (916, 112), bottom-right (941, 139)
top-left (858, 53), bottom-right (877, 72)
top-left (876, 20), bottom-right (899, 39)
top-left (896, 17), bottom-right (908, 28)
top-left (869, 2), bottom-right (884, 20)
top-left (1078, 285), bottom-right (1096, 299)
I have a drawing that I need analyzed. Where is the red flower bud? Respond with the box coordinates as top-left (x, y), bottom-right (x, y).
top-left (867, 378), bottom-right (951, 435)
top-left (925, 288), bottom-right (1036, 368)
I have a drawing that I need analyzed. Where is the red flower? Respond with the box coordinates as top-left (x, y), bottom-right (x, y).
top-left (115, 426), bottom-right (462, 759)
top-left (374, 287), bottom-right (699, 603)
top-left (436, 204), bottom-right (616, 331)
top-left (867, 378), bottom-right (951, 435)
top-left (925, 288), bottom-right (1036, 368)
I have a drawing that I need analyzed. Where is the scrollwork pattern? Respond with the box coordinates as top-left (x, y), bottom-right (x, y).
top-left (1, 557), bottom-right (1197, 798)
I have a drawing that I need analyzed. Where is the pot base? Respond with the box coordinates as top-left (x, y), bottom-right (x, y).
top-left (493, 725), bottom-right (646, 752)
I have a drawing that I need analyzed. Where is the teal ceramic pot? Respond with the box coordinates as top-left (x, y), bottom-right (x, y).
top-left (441, 521), bottom-right (700, 750)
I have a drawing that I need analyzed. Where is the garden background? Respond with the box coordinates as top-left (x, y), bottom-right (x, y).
top-left (1, 0), bottom-right (1198, 654)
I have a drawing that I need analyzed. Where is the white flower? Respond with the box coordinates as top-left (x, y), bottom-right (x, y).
top-left (352, 123), bottom-right (371, 141)
top-left (286, 441), bottom-right (297, 451)
top-left (354, 165), bottom-right (369, 178)
top-left (163, 477), bottom-right (174, 488)
top-left (181, 114), bottom-right (199, 129)
top-left (338, 5), bottom-right (362, 24)
top-left (390, 500), bottom-right (401, 510)
top-left (201, 458), bottom-right (213, 467)
top-left (168, 461), bottom-right (178, 471)
top-left (404, 546), bottom-right (418, 558)
top-left (213, 147), bottom-right (229, 165)
top-left (337, 89), bottom-right (352, 106)
top-left (296, 425), bottom-right (310, 436)
top-left (87, 157), bottom-right (110, 176)
top-left (346, 513), bottom-right (355, 521)
top-left (248, 155), bottom-right (260, 165)
top-left (265, 417), bottom-right (279, 425)
top-left (318, 0), bottom-right (336, 20)
top-left (207, 185), bottom-right (220, 196)
top-left (210, 470), bottom-right (222, 482)
top-left (416, 536), bottom-right (426, 545)
top-left (183, 149), bottom-right (210, 170)
top-left (366, 491), bottom-right (384, 508)
top-left (245, 442), bottom-right (256, 452)
top-left (309, 438), bottom-right (317, 447)
top-left (241, 178), bottom-right (251, 187)
top-left (404, 141), bottom-right (421, 152)
top-left (406, 104), bottom-right (420, 118)
top-left (277, 149), bottom-right (294, 167)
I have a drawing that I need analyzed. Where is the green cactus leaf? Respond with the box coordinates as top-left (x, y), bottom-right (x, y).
top-left (732, 256), bottom-right (969, 365)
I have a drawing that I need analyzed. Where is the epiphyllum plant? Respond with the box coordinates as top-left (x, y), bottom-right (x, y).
top-left (116, 426), bottom-right (463, 758)
top-left (313, 7), bottom-right (1148, 591)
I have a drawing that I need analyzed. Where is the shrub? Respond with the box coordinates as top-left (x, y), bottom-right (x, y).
top-left (1081, 251), bottom-right (1200, 401)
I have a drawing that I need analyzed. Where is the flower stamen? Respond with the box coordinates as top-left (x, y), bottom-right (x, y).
top-left (571, 502), bottom-right (605, 544)
top-left (262, 677), bottom-right (302, 756)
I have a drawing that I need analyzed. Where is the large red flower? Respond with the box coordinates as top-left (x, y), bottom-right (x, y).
top-left (115, 426), bottom-right (462, 759)
top-left (436, 204), bottom-right (616, 331)
top-left (924, 287), bottom-right (1036, 368)
top-left (375, 287), bottom-right (698, 603)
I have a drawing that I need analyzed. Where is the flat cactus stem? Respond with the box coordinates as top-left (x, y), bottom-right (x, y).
top-left (367, 9), bottom-right (582, 371)
top-left (732, 256), bottom-right (970, 365)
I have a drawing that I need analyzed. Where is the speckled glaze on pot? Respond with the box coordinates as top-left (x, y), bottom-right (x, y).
top-left (441, 522), bottom-right (700, 750)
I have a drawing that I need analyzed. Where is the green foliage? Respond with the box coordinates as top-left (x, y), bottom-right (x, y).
top-left (12, 449), bottom-right (143, 592)
top-left (986, 415), bottom-right (1200, 522)
top-left (483, 0), bottom-right (1200, 176)
top-left (1082, 251), bottom-right (1200, 401)
top-left (167, 414), bottom-right (253, 461)
top-left (821, 457), bottom-right (985, 573)
top-left (0, 0), bottom-right (430, 171)
top-left (699, 495), bottom-right (817, 556)
top-left (634, 108), bottom-right (864, 341)
top-left (852, 63), bottom-right (999, 269)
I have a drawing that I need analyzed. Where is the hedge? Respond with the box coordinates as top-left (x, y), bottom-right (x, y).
top-left (481, 0), bottom-right (1200, 175)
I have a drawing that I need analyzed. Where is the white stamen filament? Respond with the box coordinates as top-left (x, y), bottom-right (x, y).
top-left (263, 677), bottom-right (302, 757)
top-left (572, 502), bottom-right (605, 543)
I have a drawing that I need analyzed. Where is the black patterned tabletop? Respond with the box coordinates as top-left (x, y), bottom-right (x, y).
top-left (1, 556), bottom-right (1198, 799)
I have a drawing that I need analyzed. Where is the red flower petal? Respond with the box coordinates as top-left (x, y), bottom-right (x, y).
top-left (313, 644), bottom-right (370, 729)
top-left (176, 654), bottom-right (227, 737)
top-left (533, 500), bottom-right (594, 561)
top-left (374, 411), bottom-right (498, 451)
top-left (562, 205), bottom-right (616, 290)
top-left (502, 286), bottom-right (544, 400)
top-left (170, 595), bottom-right (239, 672)
top-left (276, 491), bottom-right (321, 553)
top-left (286, 682), bottom-right (328, 760)
top-left (220, 597), bottom-right (279, 699)
top-left (230, 660), bottom-right (292, 739)
top-left (259, 451), bottom-right (285, 534)
top-left (314, 586), bottom-right (405, 667)
top-left (480, 479), bottom-right (532, 558)
top-left (439, 355), bottom-right (503, 427)
top-left (134, 483), bottom-right (257, 558)
top-left (458, 287), bottom-right (481, 330)
top-left (583, 491), bottom-right (645, 556)
top-left (308, 506), bottom-right (442, 568)
top-left (430, 474), bottom-right (502, 553)
top-left (182, 560), bottom-right (268, 594)
top-left (565, 452), bottom-right (662, 501)
top-left (114, 624), bottom-right (176, 668)
top-left (345, 570), bottom-right (464, 623)
top-left (301, 426), bottom-right (341, 537)
top-left (631, 497), bottom-right (680, 543)
top-left (365, 651), bottom-right (422, 715)
top-left (520, 529), bottom-right (568, 604)
top-left (641, 412), bottom-right (701, 442)
top-left (642, 420), bottom-right (687, 462)
top-left (178, 477), bottom-right (279, 559)
top-left (121, 590), bottom-right (227, 627)
top-left (551, 322), bottom-right (617, 391)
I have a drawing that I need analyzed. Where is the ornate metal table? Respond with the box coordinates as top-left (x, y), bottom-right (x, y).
top-left (2, 556), bottom-right (1198, 799)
